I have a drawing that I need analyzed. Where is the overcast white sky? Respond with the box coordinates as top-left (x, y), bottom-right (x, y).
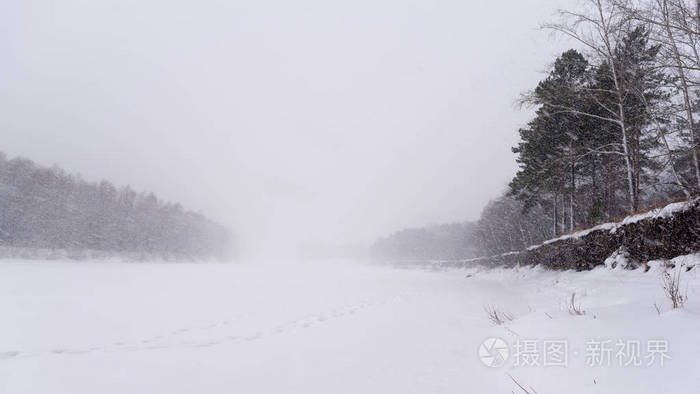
top-left (1, 0), bottom-right (574, 257)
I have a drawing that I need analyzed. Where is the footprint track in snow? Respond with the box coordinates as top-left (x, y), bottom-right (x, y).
top-left (0, 293), bottom-right (410, 360)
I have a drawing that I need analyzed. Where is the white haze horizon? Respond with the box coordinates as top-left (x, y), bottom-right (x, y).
top-left (1, 0), bottom-right (574, 258)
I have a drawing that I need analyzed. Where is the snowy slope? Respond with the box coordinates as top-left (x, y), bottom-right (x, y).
top-left (0, 258), bottom-right (698, 393)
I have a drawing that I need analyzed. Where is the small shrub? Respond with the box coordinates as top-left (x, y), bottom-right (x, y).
top-left (661, 267), bottom-right (686, 309)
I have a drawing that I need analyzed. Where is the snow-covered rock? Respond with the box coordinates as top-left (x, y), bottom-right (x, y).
top-left (465, 197), bottom-right (700, 271)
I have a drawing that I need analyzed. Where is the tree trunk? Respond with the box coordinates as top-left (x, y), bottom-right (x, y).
top-left (611, 66), bottom-right (637, 213)
top-left (619, 111), bottom-right (637, 212)
top-left (553, 193), bottom-right (558, 237)
top-left (570, 154), bottom-right (575, 233)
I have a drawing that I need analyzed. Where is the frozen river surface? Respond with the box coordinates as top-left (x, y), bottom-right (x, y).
top-left (1, 258), bottom-right (699, 393)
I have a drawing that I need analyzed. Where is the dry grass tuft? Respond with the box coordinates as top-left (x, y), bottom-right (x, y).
top-left (484, 305), bottom-right (513, 325)
top-left (568, 292), bottom-right (586, 316)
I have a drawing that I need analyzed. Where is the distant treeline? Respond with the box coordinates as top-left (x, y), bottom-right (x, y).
top-left (0, 152), bottom-right (232, 260)
top-left (373, 0), bottom-right (700, 262)
top-left (371, 223), bottom-right (480, 261)
top-left (370, 198), bottom-right (561, 261)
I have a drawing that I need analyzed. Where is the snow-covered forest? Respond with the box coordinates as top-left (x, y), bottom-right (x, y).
top-left (0, 153), bottom-right (232, 260)
top-left (374, 0), bottom-right (700, 261)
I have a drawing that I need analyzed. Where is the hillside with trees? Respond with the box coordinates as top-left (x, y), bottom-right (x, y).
top-left (373, 0), bottom-right (700, 261)
top-left (0, 152), bottom-right (232, 260)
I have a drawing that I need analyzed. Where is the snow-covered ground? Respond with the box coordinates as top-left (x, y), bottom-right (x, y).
top-left (0, 257), bottom-right (699, 393)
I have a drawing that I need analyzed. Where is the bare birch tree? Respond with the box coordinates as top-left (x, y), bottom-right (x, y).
top-left (616, 0), bottom-right (700, 191)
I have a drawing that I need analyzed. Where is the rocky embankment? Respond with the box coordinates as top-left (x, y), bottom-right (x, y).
top-left (416, 197), bottom-right (700, 271)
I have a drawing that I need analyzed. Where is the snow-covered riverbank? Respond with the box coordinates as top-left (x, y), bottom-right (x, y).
top-left (1, 258), bottom-right (698, 393)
